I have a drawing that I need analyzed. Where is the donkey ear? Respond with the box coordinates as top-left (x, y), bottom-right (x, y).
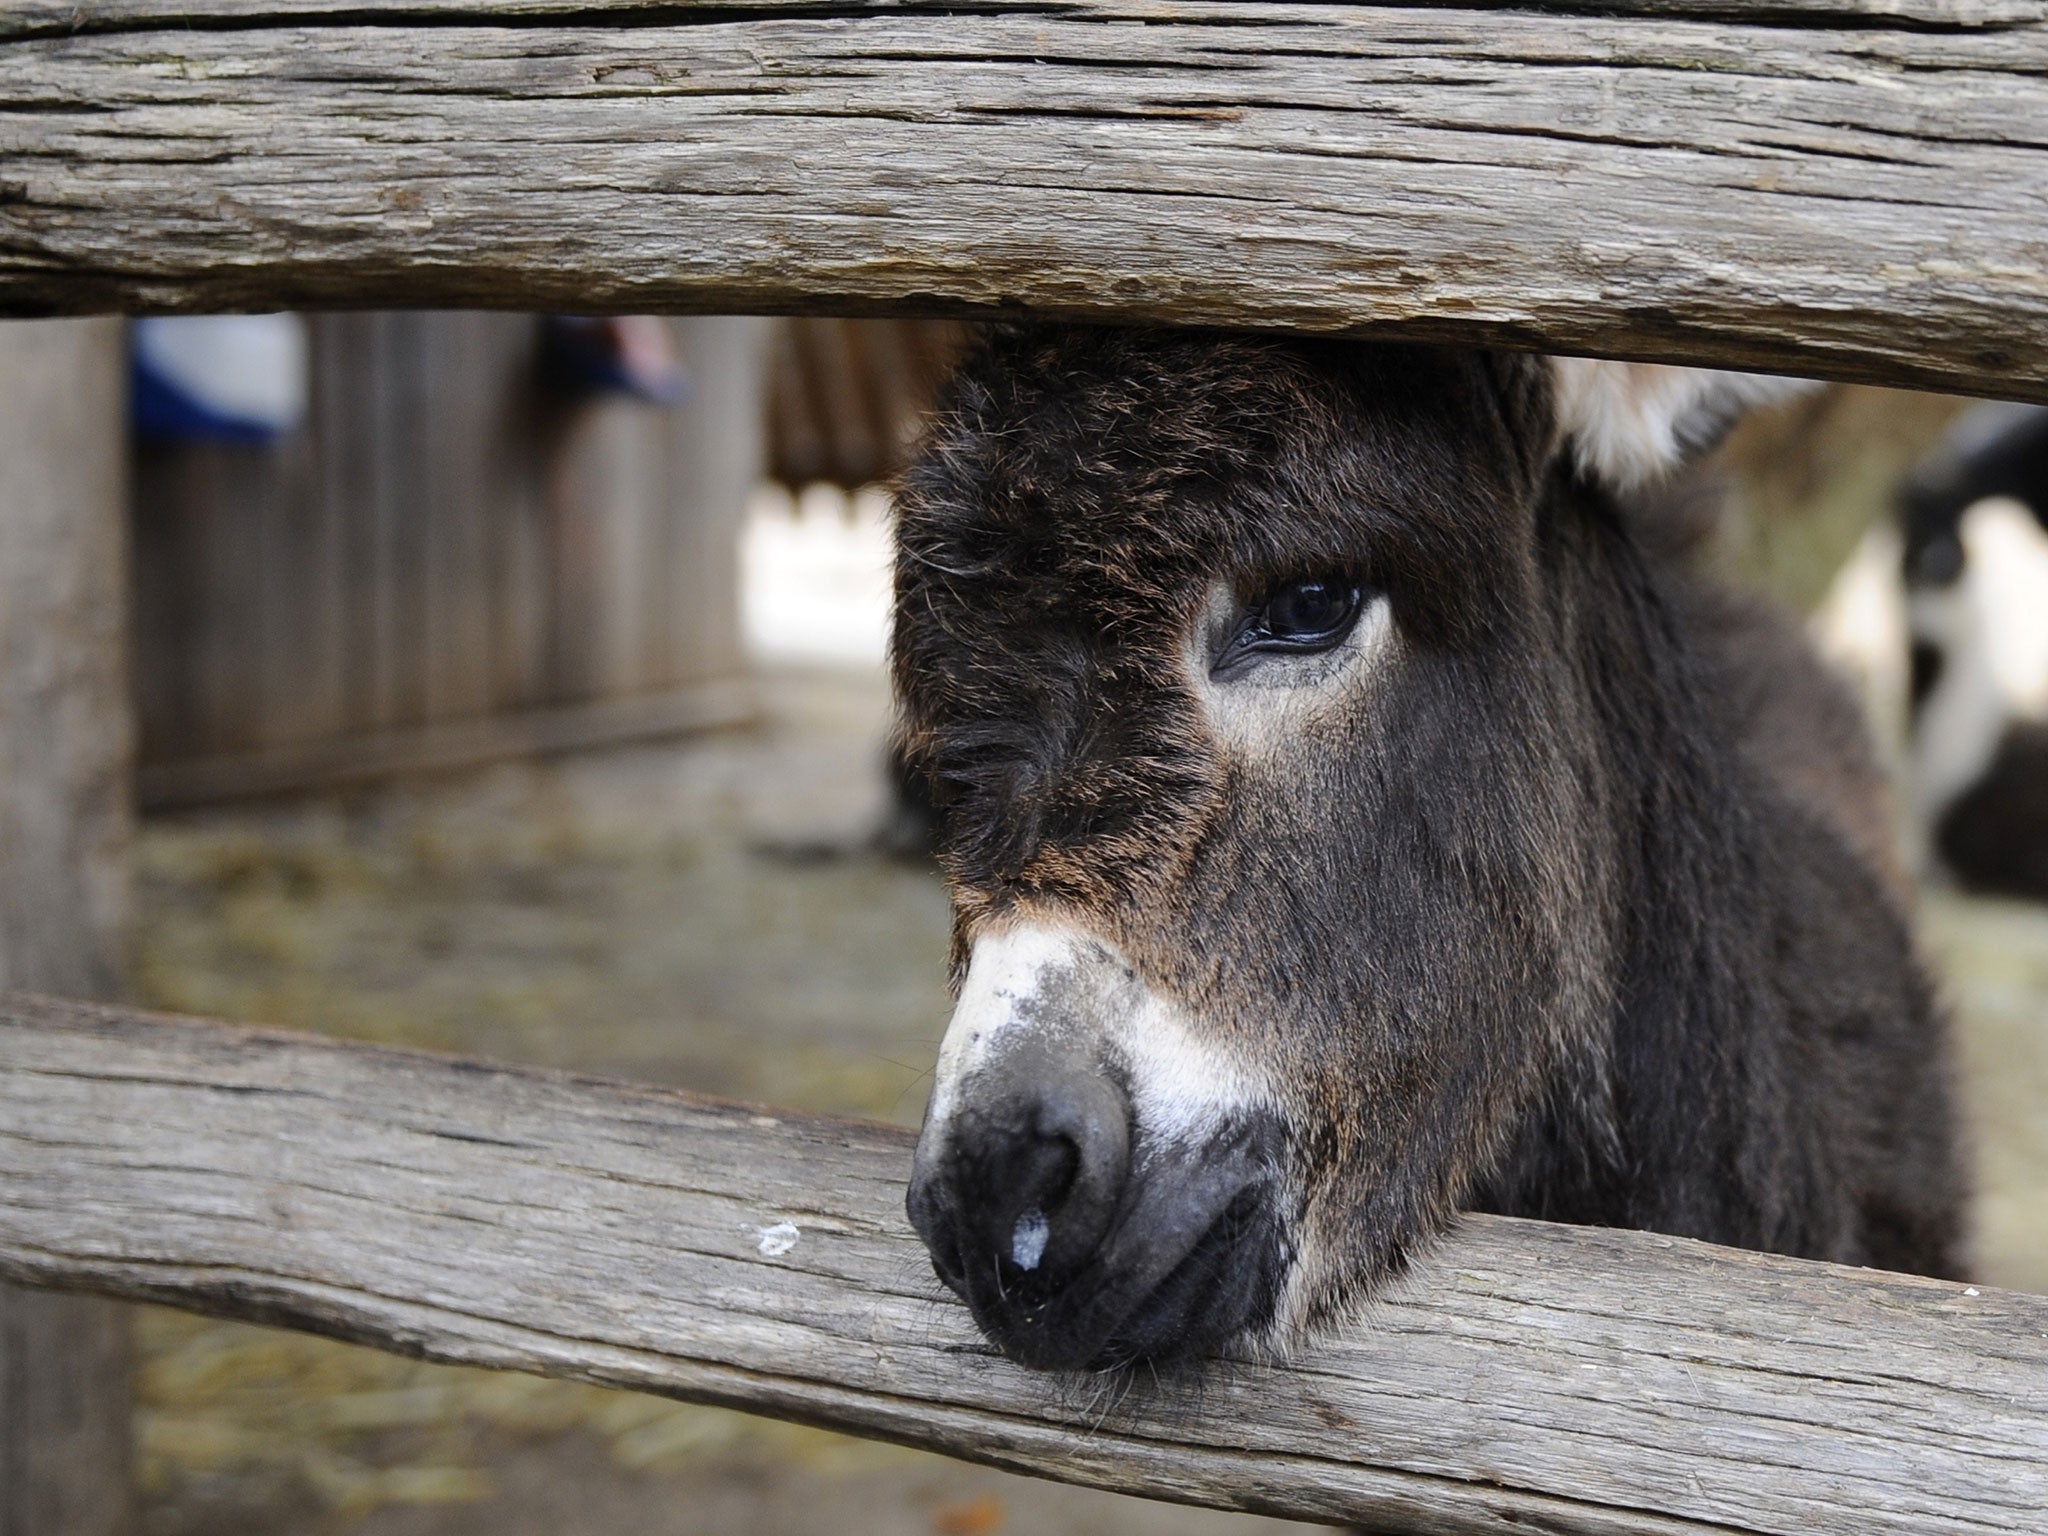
top-left (1548, 358), bottom-right (1816, 492)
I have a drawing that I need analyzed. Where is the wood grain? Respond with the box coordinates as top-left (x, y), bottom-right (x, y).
top-left (0, 325), bottom-right (135, 1536)
top-left (3, 992), bottom-right (2043, 1536)
top-left (3, 2), bottom-right (2046, 396)
top-left (129, 312), bottom-right (764, 787)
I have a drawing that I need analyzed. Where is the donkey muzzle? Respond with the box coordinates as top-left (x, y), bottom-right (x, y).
top-left (907, 924), bottom-right (1287, 1371)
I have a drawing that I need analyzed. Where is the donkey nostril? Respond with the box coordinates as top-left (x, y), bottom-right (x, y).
top-left (938, 1079), bottom-right (1128, 1286)
top-left (1009, 1127), bottom-right (1079, 1219)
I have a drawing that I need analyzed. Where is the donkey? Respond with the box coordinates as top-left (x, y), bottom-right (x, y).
top-left (893, 326), bottom-right (1969, 1374)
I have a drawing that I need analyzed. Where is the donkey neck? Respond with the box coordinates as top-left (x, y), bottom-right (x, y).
top-left (1480, 474), bottom-right (1894, 1257)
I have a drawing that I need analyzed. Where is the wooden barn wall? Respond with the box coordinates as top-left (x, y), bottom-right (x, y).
top-left (131, 313), bottom-right (768, 805)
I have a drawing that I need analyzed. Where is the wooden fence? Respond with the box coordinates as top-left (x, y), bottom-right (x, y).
top-left (5, 2), bottom-right (2048, 1533)
top-left (4, 1), bottom-right (2046, 399)
top-left (132, 312), bottom-right (765, 808)
top-left (0, 321), bottom-right (134, 1536)
top-left (4, 992), bottom-right (2046, 1536)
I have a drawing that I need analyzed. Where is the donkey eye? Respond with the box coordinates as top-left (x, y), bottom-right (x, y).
top-left (1266, 578), bottom-right (1356, 639)
top-left (1212, 576), bottom-right (1365, 679)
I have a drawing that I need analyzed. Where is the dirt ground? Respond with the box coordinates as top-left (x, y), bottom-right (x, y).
top-left (125, 488), bottom-right (2048, 1536)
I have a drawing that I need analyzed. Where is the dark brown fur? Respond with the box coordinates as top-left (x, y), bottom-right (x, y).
top-left (896, 326), bottom-right (1968, 1363)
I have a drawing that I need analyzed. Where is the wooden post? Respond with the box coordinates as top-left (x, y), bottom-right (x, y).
top-left (0, 318), bottom-right (135, 1536)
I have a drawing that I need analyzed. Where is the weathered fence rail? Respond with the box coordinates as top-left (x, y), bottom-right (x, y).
top-left (5, 1), bottom-right (2048, 399)
top-left (3, 991), bottom-right (2044, 1536)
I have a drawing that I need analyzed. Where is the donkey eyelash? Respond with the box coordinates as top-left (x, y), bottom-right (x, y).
top-left (1210, 577), bottom-right (1367, 681)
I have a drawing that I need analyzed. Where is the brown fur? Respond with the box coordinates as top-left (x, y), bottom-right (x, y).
top-left (896, 326), bottom-right (1968, 1368)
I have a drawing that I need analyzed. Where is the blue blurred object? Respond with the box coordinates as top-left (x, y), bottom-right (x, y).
top-left (542, 315), bottom-right (691, 405)
top-left (131, 315), bottom-right (310, 443)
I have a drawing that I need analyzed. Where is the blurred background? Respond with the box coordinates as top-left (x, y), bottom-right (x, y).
top-left (61, 312), bottom-right (2048, 1533)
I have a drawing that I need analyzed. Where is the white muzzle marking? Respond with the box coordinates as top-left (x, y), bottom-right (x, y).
top-left (921, 921), bottom-right (1268, 1165)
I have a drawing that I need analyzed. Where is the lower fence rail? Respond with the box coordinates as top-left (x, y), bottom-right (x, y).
top-left (0, 992), bottom-right (2041, 1536)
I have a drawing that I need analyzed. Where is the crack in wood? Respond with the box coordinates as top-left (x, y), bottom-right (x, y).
top-left (0, 3), bottom-right (1083, 46)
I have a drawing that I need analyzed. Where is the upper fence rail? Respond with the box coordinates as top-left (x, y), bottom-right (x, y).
top-left (4, 1), bottom-right (2046, 397)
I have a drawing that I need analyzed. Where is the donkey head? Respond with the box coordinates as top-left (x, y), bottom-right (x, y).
top-left (895, 326), bottom-right (1789, 1371)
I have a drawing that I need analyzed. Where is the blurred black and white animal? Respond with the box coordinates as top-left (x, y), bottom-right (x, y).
top-left (893, 328), bottom-right (1970, 1372)
top-left (1900, 404), bottom-right (2048, 898)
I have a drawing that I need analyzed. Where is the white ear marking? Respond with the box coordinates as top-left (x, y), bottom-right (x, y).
top-left (1549, 358), bottom-right (1815, 491)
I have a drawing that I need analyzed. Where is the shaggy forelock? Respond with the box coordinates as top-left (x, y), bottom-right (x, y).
top-left (891, 327), bottom-right (1562, 920)
top-left (897, 327), bottom-right (1551, 620)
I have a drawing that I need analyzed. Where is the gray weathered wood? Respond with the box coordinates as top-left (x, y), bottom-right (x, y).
top-left (130, 312), bottom-right (765, 799)
top-left (0, 322), bottom-right (132, 1005)
top-left (4, 2), bottom-right (2048, 397)
top-left (0, 322), bottom-right (134, 1536)
top-left (0, 1294), bottom-right (131, 1536)
top-left (3, 993), bottom-right (2044, 1536)
top-left (17, 0), bottom-right (2029, 24)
